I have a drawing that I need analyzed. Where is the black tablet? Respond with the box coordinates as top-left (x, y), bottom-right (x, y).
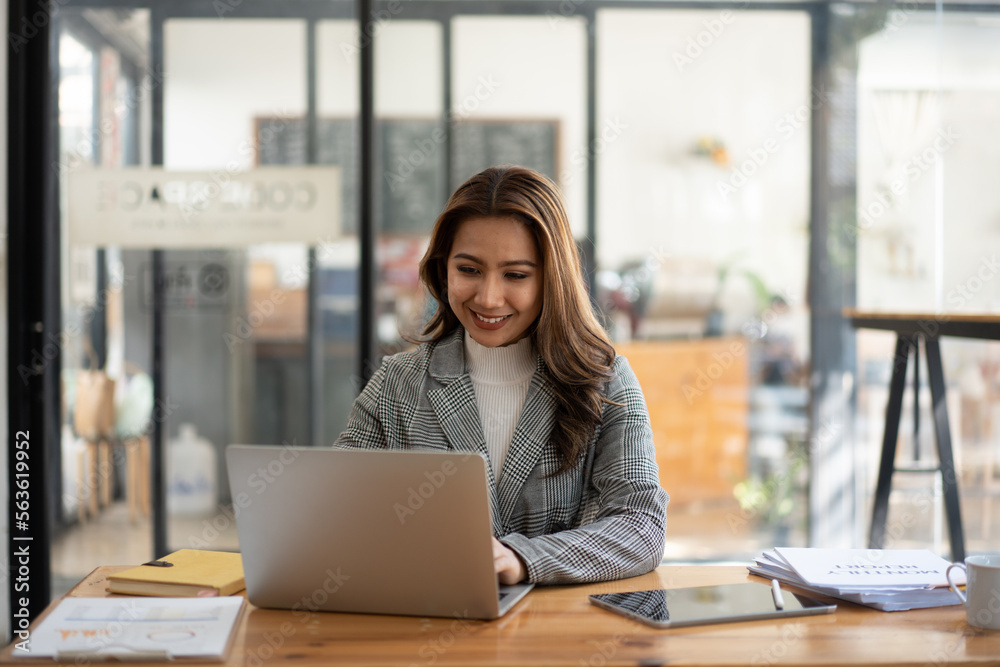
top-left (589, 581), bottom-right (836, 629)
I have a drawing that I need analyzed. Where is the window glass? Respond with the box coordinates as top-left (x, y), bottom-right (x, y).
top-left (53, 9), bottom-right (152, 593)
top-left (157, 18), bottom-right (311, 551)
top-left (43, 1), bottom-right (1000, 591)
top-left (598, 8), bottom-right (812, 558)
top-left (853, 6), bottom-right (1000, 555)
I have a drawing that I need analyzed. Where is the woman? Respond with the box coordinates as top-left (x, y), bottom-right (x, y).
top-left (335, 165), bottom-right (668, 585)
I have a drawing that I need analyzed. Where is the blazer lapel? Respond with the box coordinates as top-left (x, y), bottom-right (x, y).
top-left (495, 358), bottom-right (557, 532)
top-left (426, 328), bottom-right (503, 533)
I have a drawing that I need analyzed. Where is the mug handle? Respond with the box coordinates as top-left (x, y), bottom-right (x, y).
top-left (946, 563), bottom-right (967, 604)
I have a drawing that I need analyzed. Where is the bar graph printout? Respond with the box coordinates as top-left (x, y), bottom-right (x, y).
top-left (16, 596), bottom-right (244, 660)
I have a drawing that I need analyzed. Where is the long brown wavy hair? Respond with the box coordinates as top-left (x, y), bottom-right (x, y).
top-left (418, 165), bottom-right (616, 474)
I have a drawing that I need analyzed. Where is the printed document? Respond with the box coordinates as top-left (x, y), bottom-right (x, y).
top-left (748, 548), bottom-right (965, 611)
top-left (18, 596), bottom-right (243, 660)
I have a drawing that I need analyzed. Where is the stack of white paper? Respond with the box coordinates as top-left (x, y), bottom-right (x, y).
top-left (748, 548), bottom-right (965, 612)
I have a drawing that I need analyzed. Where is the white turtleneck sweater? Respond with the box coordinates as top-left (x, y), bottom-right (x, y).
top-left (464, 330), bottom-right (538, 481)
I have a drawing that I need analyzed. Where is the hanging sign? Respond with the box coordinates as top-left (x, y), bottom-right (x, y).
top-left (67, 166), bottom-right (341, 247)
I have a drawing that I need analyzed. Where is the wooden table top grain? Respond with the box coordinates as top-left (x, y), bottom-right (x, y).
top-left (3, 564), bottom-right (999, 666)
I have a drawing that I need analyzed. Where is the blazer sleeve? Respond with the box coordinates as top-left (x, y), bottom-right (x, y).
top-left (499, 356), bottom-right (669, 584)
top-left (332, 362), bottom-right (390, 450)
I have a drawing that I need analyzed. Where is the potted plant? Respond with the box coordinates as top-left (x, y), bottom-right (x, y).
top-left (705, 256), bottom-right (775, 337)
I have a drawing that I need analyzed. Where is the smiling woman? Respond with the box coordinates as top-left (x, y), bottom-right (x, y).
top-left (446, 216), bottom-right (543, 348)
top-left (335, 165), bottom-right (668, 586)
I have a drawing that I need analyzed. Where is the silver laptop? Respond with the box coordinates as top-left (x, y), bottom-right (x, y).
top-left (225, 445), bottom-right (533, 619)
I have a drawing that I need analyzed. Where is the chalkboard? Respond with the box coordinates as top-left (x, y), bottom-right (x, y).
top-left (257, 117), bottom-right (445, 235)
top-left (450, 119), bottom-right (559, 191)
top-left (376, 119), bottom-right (447, 235)
top-left (257, 116), bottom-right (359, 234)
top-left (257, 117), bottom-right (559, 234)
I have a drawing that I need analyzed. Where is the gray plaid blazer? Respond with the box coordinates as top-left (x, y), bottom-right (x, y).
top-left (333, 327), bottom-right (669, 585)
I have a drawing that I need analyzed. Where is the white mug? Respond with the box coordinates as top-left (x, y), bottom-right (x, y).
top-left (947, 554), bottom-right (1000, 630)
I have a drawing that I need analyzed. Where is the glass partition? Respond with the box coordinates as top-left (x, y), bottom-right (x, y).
top-left (52, 8), bottom-right (153, 592)
top-left (37, 1), bottom-right (1000, 605)
top-left (597, 7), bottom-right (812, 559)
top-left (851, 5), bottom-right (1000, 555)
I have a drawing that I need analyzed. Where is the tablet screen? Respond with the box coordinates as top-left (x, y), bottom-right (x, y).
top-left (589, 582), bottom-right (835, 628)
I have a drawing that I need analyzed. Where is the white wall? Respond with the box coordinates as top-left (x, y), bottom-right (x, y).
top-left (378, 21), bottom-right (442, 117)
top-left (167, 19), bottom-right (447, 166)
top-left (452, 16), bottom-right (588, 236)
top-left (164, 19), bottom-right (308, 170)
top-left (166, 19), bottom-right (446, 280)
top-left (597, 8), bottom-right (811, 340)
top-left (163, 11), bottom-right (815, 345)
top-left (857, 14), bottom-right (1000, 313)
top-left (317, 19), bottom-right (442, 117)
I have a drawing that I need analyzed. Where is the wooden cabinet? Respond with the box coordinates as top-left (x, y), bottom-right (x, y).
top-left (616, 337), bottom-right (749, 505)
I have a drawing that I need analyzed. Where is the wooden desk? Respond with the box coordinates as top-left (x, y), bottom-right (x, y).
top-left (5, 564), bottom-right (1000, 666)
top-left (846, 310), bottom-right (1000, 562)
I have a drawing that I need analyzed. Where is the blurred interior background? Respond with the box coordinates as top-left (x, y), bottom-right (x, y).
top-left (6, 0), bottom-right (1000, 599)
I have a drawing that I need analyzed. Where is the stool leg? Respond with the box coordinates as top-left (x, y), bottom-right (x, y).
top-left (88, 441), bottom-right (99, 519)
top-left (77, 448), bottom-right (87, 524)
top-left (127, 438), bottom-right (137, 523)
top-left (140, 436), bottom-right (151, 518)
top-left (925, 338), bottom-right (966, 561)
top-left (99, 439), bottom-right (112, 507)
top-left (870, 335), bottom-right (911, 549)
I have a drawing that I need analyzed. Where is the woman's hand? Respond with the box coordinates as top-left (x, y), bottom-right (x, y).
top-left (492, 537), bottom-right (527, 585)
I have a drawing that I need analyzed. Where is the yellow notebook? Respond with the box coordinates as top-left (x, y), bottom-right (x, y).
top-left (107, 549), bottom-right (245, 597)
